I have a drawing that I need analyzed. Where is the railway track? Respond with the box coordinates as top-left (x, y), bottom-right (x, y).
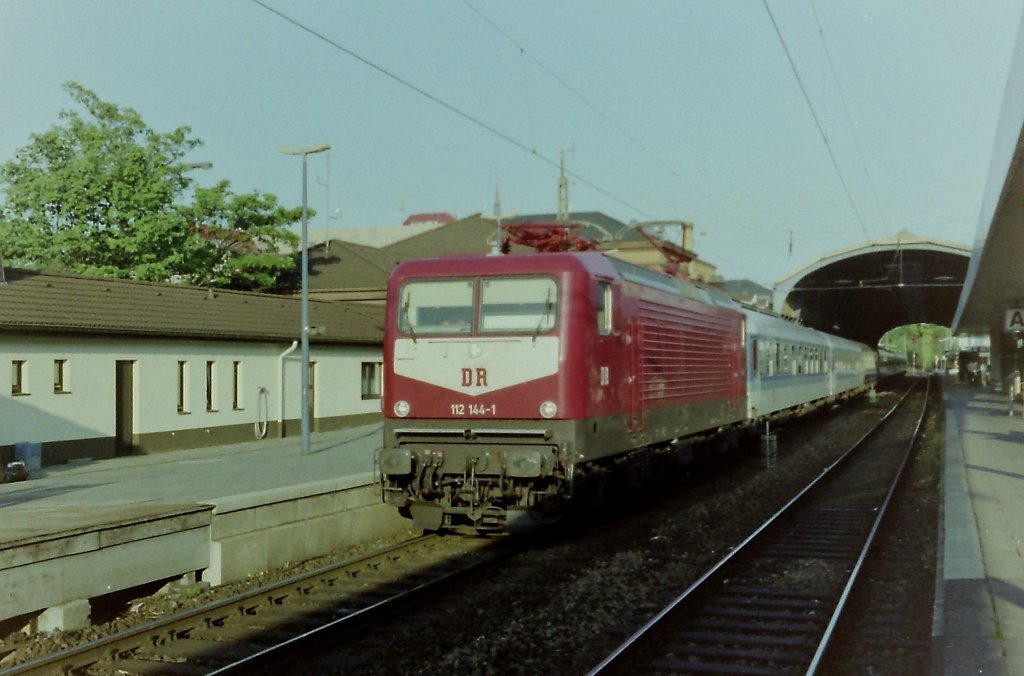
top-left (4, 533), bottom-right (522, 675)
top-left (589, 377), bottom-right (930, 675)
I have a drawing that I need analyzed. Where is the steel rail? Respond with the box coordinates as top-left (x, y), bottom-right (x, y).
top-left (4, 534), bottom-right (440, 675)
top-left (805, 377), bottom-right (931, 673)
top-left (207, 536), bottom-right (530, 674)
top-left (587, 378), bottom-right (924, 675)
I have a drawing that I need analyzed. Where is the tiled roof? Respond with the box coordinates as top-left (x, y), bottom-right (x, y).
top-left (307, 239), bottom-right (400, 291)
top-left (385, 214), bottom-right (532, 260)
top-left (304, 216), bottom-right (533, 294)
top-left (0, 268), bottom-right (383, 344)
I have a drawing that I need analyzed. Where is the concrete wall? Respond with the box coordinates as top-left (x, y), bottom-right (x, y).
top-left (206, 475), bottom-right (411, 585)
top-left (0, 506), bottom-right (212, 626)
top-left (0, 483), bottom-right (412, 631)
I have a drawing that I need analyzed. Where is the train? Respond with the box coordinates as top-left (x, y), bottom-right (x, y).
top-left (377, 251), bottom-right (905, 533)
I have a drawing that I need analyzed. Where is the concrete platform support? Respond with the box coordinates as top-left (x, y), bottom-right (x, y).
top-left (0, 479), bottom-right (412, 632)
top-left (32, 599), bottom-right (91, 633)
top-left (0, 506), bottom-right (212, 630)
top-left (206, 475), bottom-right (411, 585)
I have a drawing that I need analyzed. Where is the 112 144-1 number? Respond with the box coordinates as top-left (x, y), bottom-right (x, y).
top-left (450, 403), bottom-right (496, 416)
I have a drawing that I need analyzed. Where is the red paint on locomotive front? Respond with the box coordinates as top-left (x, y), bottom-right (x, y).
top-left (384, 253), bottom-right (608, 421)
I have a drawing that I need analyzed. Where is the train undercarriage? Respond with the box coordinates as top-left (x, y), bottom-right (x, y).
top-left (379, 390), bottom-right (871, 534)
top-left (378, 421), bottom-right (747, 533)
top-left (378, 435), bottom-right (573, 533)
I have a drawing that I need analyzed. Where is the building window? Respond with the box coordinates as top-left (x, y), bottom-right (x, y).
top-left (177, 360), bottom-right (189, 413)
top-left (206, 360), bottom-right (218, 412)
top-left (11, 360), bottom-right (27, 395)
top-left (53, 359), bottom-right (69, 393)
top-left (361, 362), bottom-right (382, 400)
top-left (232, 361), bottom-right (243, 410)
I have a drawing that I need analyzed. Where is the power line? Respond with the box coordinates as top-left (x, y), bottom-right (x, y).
top-left (472, 2), bottom-right (806, 250)
top-left (762, 0), bottom-right (872, 242)
top-left (465, 0), bottom-right (677, 177)
top-left (810, 1), bottom-right (890, 233)
top-left (250, 0), bottom-right (655, 219)
top-left (463, 0), bottom-right (790, 256)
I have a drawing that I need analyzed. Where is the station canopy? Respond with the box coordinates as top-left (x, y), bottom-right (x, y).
top-left (771, 233), bottom-right (971, 347)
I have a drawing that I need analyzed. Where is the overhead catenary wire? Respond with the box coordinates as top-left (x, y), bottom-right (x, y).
top-left (464, 0), bottom-right (677, 178)
top-left (252, 1), bottom-right (812, 281)
top-left (762, 0), bottom-right (872, 243)
top-left (464, 0), bottom-right (793, 256)
top-left (810, 1), bottom-right (891, 235)
top-left (250, 0), bottom-right (656, 220)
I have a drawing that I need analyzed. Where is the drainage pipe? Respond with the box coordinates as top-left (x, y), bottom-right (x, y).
top-left (277, 340), bottom-right (299, 438)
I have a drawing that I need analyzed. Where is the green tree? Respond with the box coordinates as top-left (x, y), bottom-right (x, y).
top-left (0, 82), bottom-right (300, 289)
top-left (178, 182), bottom-right (300, 290)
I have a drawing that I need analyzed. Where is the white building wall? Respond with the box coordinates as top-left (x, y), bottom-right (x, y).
top-left (3, 335), bottom-right (115, 443)
top-left (1, 334), bottom-right (381, 451)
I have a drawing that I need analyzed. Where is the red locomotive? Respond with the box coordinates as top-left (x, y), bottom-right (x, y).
top-left (378, 251), bottom-right (756, 532)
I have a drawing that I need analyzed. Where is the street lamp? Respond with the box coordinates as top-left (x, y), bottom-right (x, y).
top-left (281, 143), bottom-right (330, 455)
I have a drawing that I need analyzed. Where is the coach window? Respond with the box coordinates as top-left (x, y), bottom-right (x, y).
top-left (596, 281), bottom-right (613, 335)
top-left (480, 276), bottom-right (558, 334)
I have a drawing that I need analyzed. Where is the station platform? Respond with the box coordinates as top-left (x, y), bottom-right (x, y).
top-left (0, 421), bottom-right (411, 632)
top-left (936, 382), bottom-right (1024, 674)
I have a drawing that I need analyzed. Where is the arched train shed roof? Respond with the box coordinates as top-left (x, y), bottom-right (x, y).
top-left (772, 233), bottom-right (971, 347)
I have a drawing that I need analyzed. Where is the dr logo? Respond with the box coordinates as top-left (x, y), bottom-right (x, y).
top-left (461, 368), bottom-right (488, 387)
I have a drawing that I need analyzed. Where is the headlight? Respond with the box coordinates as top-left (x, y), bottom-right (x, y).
top-left (393, 400), bottom-right (410, 417)
top-left (539, 400), bottom-right (558, 419)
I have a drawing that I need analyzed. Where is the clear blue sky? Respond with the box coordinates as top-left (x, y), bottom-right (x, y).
top-left (1, 1), bottom-right (1022, 285)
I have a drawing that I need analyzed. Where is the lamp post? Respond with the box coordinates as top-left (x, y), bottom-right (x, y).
top-left (281, 143), bottom-right (330, 455)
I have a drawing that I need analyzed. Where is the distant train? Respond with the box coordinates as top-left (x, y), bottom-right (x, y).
top-left (377, 251), bottom-right (904, 532)
top-left (878, 346), bottom-right (910, 380)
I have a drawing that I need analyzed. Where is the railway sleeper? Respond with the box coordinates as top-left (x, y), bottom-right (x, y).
top-left (662, 642), bottom-right (809, 664)
top-left (700, 616), bottom-right (821, 635)
top-left (654, 656), bottom-right (798, 675)
top-left (671, 629), bottom-right (818, 648)
top-left (703, 606), bottom-right (827, 622)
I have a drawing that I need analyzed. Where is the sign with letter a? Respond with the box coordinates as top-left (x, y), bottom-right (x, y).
top-left (1006, 308), bottom-right (1024, 331)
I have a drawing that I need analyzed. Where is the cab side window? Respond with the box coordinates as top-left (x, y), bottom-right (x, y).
top-left (596, 281), bottom-right (613, 335)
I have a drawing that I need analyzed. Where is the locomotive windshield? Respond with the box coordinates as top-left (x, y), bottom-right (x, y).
top-left (397, 275), bottom-right (558, 336)
top-left (479, 277), bottom-right (557, 333)
top-left (398, 279), bottom-right (474, 334)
